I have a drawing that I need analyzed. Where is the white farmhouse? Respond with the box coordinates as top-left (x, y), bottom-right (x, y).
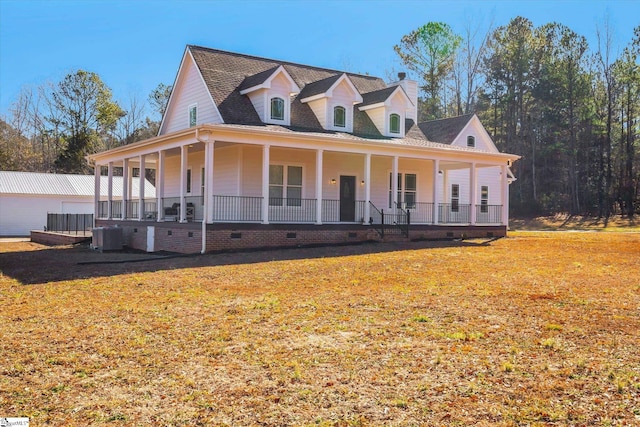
top-left (88, 46), bottom-right (519, 253)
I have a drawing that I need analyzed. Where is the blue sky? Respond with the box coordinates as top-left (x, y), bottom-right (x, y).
top-left (1, 0), bottom-right (638, 120)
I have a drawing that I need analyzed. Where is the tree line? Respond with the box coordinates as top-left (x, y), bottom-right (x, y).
top-left (395, 18), bottom-right (639, 218)
top-left (0, 73), bottom-right (171, 174)
top-left (2, 17), bottom-right (638, 218)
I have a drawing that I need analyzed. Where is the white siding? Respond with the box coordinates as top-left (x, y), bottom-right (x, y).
top-left (240, 146), bottom-right (262, 197)
top-left (387, 91), bottom-right (407, 137)
top-left (437, 166), bottom-right (502, 206)
top-left (327, 82), bottom-right (357, 132)
top-left (270, 148), bottom-right (315, 199)
top-left (451, 119), bottom-right (497, 152)
top-left (365, 107), bottom-right (386, 136)
top-left (307, 99), bottom-right (327, 128)
top-left (322, 152), bottom-right (365, 201)
top-left (440, 169), bottom-right (470, 204)
top-left (212, 146), bottom-right (240, 196)
top-left (477, 166), bottom-right (502, 205)
top-left (0, 194), bottom-right (93, 236)
top-left (161, 54), bottom-right (222, 135)
top-left (246, 90), bottom-right (266, 121)
top-left (394, 79), bottom-right (418, 122)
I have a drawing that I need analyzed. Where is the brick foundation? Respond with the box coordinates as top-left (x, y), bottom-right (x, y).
top-left (96, 220), bottom-right (507, 254)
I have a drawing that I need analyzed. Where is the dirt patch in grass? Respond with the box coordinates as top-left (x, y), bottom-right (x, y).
top-left (1, 233), bottom-right (639, 425)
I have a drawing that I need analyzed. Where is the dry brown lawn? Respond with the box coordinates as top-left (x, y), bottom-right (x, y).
top-left (1, 232), bottom-right (639, 426)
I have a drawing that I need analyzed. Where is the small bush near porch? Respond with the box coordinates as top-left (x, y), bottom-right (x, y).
top-left (1, 232), bottom-right (639, 425)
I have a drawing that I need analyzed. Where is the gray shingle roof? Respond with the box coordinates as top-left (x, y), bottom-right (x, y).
top-left (297, 74), bottom-right (343, 100)
top-left (189, 45), bottom-right (387, 131)
top-left (418, 113), bottom-right (474, 144)
top-left (237, 65), bottom-right (280, 92)
top-left (187, 46), bottom-right (484, 149)
top-left (359, 86), bottom-right (399, 107)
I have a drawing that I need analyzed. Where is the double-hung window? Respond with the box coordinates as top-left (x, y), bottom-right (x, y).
top-left (334, 106), bottom-right (346, 128)
top-left (186, 169), bottom-right (192, 194)
top-left (480, 186), bottom-right (489, 213)
top-left (269, 165), bottom-right (302, 206)
top-left (189, 104), bottom-right (197, 127)
top-left (467, 135), bottom-right (475, 147)
top-left (451, 184), bottom-right (460, 212)
top-left (270, 97), bottom-right (284, 121)
top-left (389, 173), bottom-right (417, 209)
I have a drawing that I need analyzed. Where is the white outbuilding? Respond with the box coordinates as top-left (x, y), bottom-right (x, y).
top-left (0, 171), bottom-right (154, 236)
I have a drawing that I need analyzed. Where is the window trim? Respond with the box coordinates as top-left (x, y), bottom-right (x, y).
top-left (389, 113), bottom-right (401, 134)
top-left (333, 105), bottom-right (346, 128)
top-left (188, 104), bottom-right (197, 127)
top-left (467, 135), bottom-right (475, 148)
top-left (186, 168), bottom-right (192, 194)
top-left (480, 185), bottom-right (489, 213)
top-left (270, 97), bottom-right (285, 121)
top-left (388, 171), bottom-right (418, 209)
top-left (269, 163), bottom-right (304, 207)
top-left (451, 183), bottom-right (460, 212)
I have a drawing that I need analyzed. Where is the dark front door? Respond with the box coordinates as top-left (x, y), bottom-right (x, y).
top-left (339, 175), bottom-right (356, 222)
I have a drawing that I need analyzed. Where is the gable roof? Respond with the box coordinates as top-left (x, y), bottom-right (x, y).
top-left (188, 45), bottom-right (384, 130)
top-left (359, 86), bottom-right (399, 108)
top-left (0, 171), bottom-right (155, 197)
top-left (237, 65), bottom-right (280, 92)
top-left (418, 113), bottom-right (475, 144)
top-left (171, 46), bottom-right (505, 153)
top-left (238, 65), bottom-right (300, 95)
top-left (297, 74), bottom-right (342, 100)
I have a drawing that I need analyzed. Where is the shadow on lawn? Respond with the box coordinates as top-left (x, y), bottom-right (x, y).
top-left (1, 238), bottom-right (499, 285)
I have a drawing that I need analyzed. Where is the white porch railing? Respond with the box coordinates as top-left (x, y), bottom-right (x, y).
top-left (97, 195), bottom-right (503, 226)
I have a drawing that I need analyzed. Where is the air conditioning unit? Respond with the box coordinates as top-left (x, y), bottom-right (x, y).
top-left (91, 226), bottom-right (123, 252)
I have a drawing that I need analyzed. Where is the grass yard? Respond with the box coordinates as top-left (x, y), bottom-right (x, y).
top-left (1, 232), bottom-right (639, 426)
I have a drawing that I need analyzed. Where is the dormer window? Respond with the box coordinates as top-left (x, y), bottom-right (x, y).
top-left (467, 135), bottom-right (475, 147)
top-left (389, 114), bottom-right (400, 134)
top-left (359, 86), bottom-right (412, 137)
top-left (334, 106), bottom-right (346, 128)
top-left (239, 66), bottom-right (300, 126)
top-left (299, 74), bottom-right (362, 133)
top-left (270, 97), bottom-right (285, 121)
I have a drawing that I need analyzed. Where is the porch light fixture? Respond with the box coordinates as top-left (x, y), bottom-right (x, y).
top-left (331, 178), bottom-right (336, 185)
top-left (360, 180), bottom-right (365, 186)
top-left (438, 170), bottom-right (443, 175)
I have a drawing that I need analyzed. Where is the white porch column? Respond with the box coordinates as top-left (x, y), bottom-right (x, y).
top-left (94, 163), bottom-right (101, 222)
top-left (157, 150), bottom-right (165, 222)
top-left (432, 159), bottom-right (439, 225)
top-left (205, 141), bottom-right (215, 223)
top-left (469, 162), bottom-right (477, 225)
top-left (138, 154), bottom-right (146, 221)
top-left (180, 145), bottom-right (188, 223)
top-left (391, 156), bottom-right (399, 209)
top-left (107, 162), bottom-right (113, 219)
top-left (315, 149), bottom-right (323, 225)
top-left (122, 158), bottom-right (129, 220)
top-left (364, 153), bottom-right (371, 224)
top-left (502, 164), bottom-right (509, 226)
top-left (262, 144), bottom-right (270, 224)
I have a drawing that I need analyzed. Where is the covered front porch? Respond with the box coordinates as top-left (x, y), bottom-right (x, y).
top-left (91, 126), bottom-right (513, 252)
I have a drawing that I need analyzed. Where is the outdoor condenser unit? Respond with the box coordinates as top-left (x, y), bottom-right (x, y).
top-left (91, 226), bottom-right (123, 251)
